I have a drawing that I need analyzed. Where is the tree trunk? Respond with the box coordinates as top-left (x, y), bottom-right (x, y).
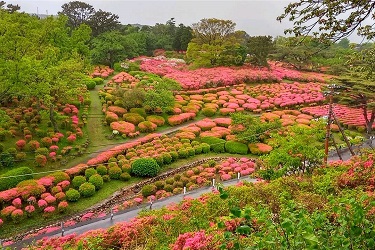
top-left (366, 112), bottom-right (374, 134)
top-left (49, 104), bottom-right (59, 132)
top-left (363, 106), bottom-right (374, 135)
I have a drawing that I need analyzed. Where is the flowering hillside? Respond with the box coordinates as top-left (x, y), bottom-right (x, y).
top-left (133, 56), bottom-right (329, 89)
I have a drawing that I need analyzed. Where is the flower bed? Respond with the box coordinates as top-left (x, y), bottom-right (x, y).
top-left (301, 104), bottom-right (375, 131)
top-left (135, 56), bottom-right (328, 89)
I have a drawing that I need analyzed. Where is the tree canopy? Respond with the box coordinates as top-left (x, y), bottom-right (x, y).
top-left (59, 1), bottom-right (119, 36)
top-left (187, 18), bottom-right (247, 67)
top-left (277, 0), bottom-right (375, 42)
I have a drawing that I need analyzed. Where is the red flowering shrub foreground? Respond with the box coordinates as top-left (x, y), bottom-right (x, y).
top-left (135, 56), bottom-right (329, 89)
top-left (29, 151), bottom-right (375, 249)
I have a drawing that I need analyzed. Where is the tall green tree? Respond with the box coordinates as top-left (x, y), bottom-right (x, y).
top-left (187, 18), bottom-right (246, 67)
top-left (59, 1), bottom-right (95, 30)
top-left (91, 31), bottom-right (138, 68)
top-left (246, 36), bottom-right (274, 67)
top-left (88, 9), bottom-right (120, 37)
top-left (0, 11), bottom-right (90, 130)
top-left (59, 1), bottom-right (119, 37)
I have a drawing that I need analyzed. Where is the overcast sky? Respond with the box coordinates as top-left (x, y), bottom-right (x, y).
top-left (5, 0), bottom-right (363, 42)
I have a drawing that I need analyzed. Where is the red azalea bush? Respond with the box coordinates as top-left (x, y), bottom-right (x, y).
top-left (57, 201), bottom-right (69, 213)
top-left (138, 121), bottom-right (157, 132)
top-left (168, 113), bottom-right (196, 126)
top-left (67, 134), bottom-right (76, 143)
top-left (1, 205), bottom-right (16, 219)
top-left (105, 111), bottom-right (119, 124)
top-left (11, 209), bottom-right (24, 223)
top-left (43, 206), bottom-right (55, 215)
top-left (107, 106), bottom-right (128, 116)
top-left (37, 199), bottom-right (48, 208)
top-left (15, 139), bottom-right (26, 150)
top-left (35, 154), bottom-right (47, 167)
top-left (171, 230), bottom-right (216, 250)
top-left (249, 143), bottom-right (273, 155)
top-left (11, 198), bottom-right (22, 208)
top-left (110, 121), bottom-right (136, 135)
top-left (146, 115), bottom-right (165, 126)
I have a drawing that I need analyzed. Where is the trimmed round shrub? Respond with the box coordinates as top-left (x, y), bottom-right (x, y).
top-left (72, 176), bottom-right (86, 189)
top-left (96, 165), bottom-right (108, 175)
top-left (165, 178), bottom-right (174, 185)
top-left (194, 146), bottom-right (203, 154)
top-left (102, 175), bottom-right (110, 182)
top-left (123, 113), bottom-right (145, 125)
top-left (66, 189), bottom-right (80, 202)
top-left (49, 171), bottom-right (70, 184)
top-left (130, 108), bottom-right (147, 118)
top-left (35, 147), bottom-right (49, 156)
top-left (0, 167), bottom-right (33, 191)
top-left (93, 77), bottom-right (104, 85)
top-left (201, 107), bottom-right (216, 117)
top-left (162, 153), bottom-right (172, 164)
top-left (84, 79), bottom-right (96, 90)
top-left (200, 136), bottom-right (225, 153)
top-left (178, 148), bottom-right (189, 159)
top-left (146, 115), bottom-right (165, 126)
top-left (225, 141), bottom-right (248, 154)
top-left (57, 201), bottom-right (69, 213)
top-left (79, 182), bottom-right (96, 197)
top-left (154, 180), bottom-right (165, 190)
top-left (169, 151), bottom-right (178, 161)
top-left (141, 184), bottom-right (157, 197)
top-left (164, 184), bottom-right (173, 192)
top-left (85, 168), bottom-right (97, 179)
top-left (138, 121), bottom-right (157, 133)
top-left (35, 154), bottom-right (47, 167)
top-left (108, 166), bottom-right (122, 180)
top-left (120, 172), bottom-right (131, 181)
top-left (131, 158), bottom-right (160, 177)
top-left (88, 174), bottom-right (104, 190)
top-left (201, 143), bottom-right (210, 153)
top-left (154, 155), bottom-right (164, 166)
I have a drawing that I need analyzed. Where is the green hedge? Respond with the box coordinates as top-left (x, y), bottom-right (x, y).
top-left (200, 136), bottom-right (225, 153)
top-left (0, 167), bottom-right (33, 191)
top-left (224, 141), bottom-right (249, 154)
top-left (131, 158), bottom-right (160, 177)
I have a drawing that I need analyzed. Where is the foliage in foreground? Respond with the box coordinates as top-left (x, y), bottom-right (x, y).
top-left (29, 151), bottom-right (375, 249)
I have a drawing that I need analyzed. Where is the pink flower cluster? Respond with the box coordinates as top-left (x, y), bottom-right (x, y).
top-left (302, 104), bottom-right (375, 129)
top-left (91, 65), bottom-right (114, 78)
top-left (136, 56), bottom-right (328, 90)
top-left (171, 230), bottom-right (214, 250)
